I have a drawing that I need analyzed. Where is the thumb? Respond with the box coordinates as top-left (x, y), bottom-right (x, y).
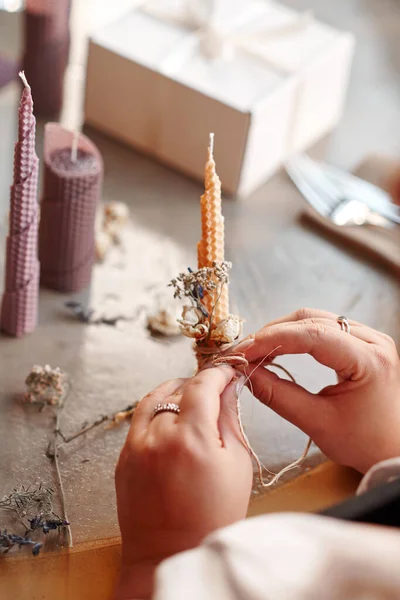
top-left (249, 367), bottom-right (330, 437)
top-left (218, 375), bottom-right (247, 448)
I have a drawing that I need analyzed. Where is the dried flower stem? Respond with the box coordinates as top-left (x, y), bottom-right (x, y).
top-left (57, 403), bottom-right (138, 447)
top-left (52, 383), bottom-right (73, 548)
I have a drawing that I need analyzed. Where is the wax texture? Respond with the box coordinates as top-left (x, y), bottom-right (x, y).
top-left (197, 140), bottom-right (229, 324)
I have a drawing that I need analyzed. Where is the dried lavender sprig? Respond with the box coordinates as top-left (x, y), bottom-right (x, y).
top-left (28, 514), bottom-right (69, 534)
top-left (0, 530), bottom-right (42, 556)
top-left (169, 262), bottom-right (232, 320)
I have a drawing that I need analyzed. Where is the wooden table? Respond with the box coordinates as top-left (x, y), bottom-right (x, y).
top-left (0, 1), bottom-right (399, 598)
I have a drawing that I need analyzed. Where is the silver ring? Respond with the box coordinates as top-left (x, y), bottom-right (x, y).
top-left (337, 315), bottom-right (351, 334)
top-left (152, 403), bottom-right (180, 419)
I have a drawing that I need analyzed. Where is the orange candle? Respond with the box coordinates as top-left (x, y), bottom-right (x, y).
top-left (197, 134), bottom-right (229, 324)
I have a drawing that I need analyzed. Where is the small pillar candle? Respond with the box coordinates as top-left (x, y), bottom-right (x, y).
top-left (39, 123), bottom-right (103, 292)
top-left (23, 0), bottom-right (71, 117)
top-left (197, 133), bottom-right (229, 323)
top-left (1, 73), bottom-right (40, 337)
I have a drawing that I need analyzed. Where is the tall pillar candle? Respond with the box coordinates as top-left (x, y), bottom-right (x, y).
top-left (39, 123), bottom-right (103, 292)
top-left (1, 73), bottom-right (40, 337)
top-left (23, 0), bottom-right (71, 117)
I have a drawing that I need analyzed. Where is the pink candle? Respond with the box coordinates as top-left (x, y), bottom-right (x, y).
top-left (39, 123), bottom-right (103, 292)
top-left (1, 73), bottom-right (40, 337)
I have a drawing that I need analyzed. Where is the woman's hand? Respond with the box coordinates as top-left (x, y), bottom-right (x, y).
top-left (114, 367), bottom-right (252, 600)
top-left (235, 308), bottom-right (400, 475)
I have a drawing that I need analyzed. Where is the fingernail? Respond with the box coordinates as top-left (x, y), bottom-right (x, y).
top-left (236, 376), bottom-right (246, 398)
top-left (234, 338), bottom-right (254, 353)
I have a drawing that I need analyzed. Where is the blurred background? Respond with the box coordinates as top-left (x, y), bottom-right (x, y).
top-left (1, 0), bottom-right (400, 167)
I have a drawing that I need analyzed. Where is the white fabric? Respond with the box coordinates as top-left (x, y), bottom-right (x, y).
top-left (153, 458), bottom-right (400, 600)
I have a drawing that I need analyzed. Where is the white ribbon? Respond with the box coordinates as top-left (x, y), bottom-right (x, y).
top-left (138, 0), bottom-right (313, 72)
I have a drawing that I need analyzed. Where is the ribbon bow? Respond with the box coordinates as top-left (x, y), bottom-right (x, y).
top-left (139, 0), bottom-right (313, 71)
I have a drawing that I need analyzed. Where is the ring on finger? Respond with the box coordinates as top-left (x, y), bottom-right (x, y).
top-left (337, 315), bottom-right (351, 334)
top-left (152, 403), bottom-right (181, 420)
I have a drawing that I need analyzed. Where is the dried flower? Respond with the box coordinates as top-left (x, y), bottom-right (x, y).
top-left (103, 201), bottom-right (129, 238)
top-left (178, 306), bottom-right (209, 339)
top-left (147, 308), bottom-right (182, 337)
top-left (210, 315), bottom-right (244, 344)
top-left (0, 484), bottom-right (55, 523)
top-left (170, 262), bottom-right (235, 346)
top-left (28, 515), bottom-right (69, 534)
top-left (0, 530), bottom-right (42, 556)
top-left (25, 365), bottom-right (68, 406)
top-left (180, 322), bottom-right (209, 340)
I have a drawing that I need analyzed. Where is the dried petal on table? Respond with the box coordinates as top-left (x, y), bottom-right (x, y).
top-left (147, 307), bottom-right (182, 337)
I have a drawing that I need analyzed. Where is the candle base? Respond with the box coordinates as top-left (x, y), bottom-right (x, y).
top-left (0, 261), bottom-right (39, 337)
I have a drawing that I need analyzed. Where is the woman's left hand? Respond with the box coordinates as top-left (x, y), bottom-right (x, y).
top-left (114, 366), bottom-right (252, 600)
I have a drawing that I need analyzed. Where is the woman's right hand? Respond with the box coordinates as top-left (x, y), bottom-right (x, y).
top-left (235, 308), bottom-right (400, 474)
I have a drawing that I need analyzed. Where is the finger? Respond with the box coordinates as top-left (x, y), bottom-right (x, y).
top-left (149, 388), bottom-right (184, 435)
top-left (233, 311), bottom-right (339, 354)
top-left (248, 366), bottom-right (331, 436)
top-left (217, 376), bottom-right (244, 447)
top-left (129, 378), bottom-right (186, 439)
top-left (179, 366), bottom-right (235, 424)
top-left (239, 322), bottom-right (370, 380)
top-left (258, 308), bottom-right (385, 345)
top-left (265, 308), bottom-right (339, 327)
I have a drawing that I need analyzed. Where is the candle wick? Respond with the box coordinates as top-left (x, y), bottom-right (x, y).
top-left (71, 131), bottom-right (80, 164)
top-left (18, 71), bottom-right (31, 91)
top-left (209, 132), bottom-right (215, 157)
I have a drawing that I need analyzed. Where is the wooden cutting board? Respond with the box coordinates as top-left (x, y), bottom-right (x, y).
top-left (303, 156), bottom-right (400, 275)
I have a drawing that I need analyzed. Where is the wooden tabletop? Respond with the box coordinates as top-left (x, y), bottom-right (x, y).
top-left (0, 1), bottom-right (399, 598)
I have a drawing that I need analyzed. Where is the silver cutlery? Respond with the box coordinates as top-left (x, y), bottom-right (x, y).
top-left (285, 155), bottom-right (400, 227)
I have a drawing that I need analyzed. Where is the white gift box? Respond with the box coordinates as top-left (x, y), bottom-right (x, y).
top-left (85, 1), bottom-right (355, 197)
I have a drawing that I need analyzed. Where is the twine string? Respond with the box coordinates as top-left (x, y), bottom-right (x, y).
top-left (202, 346), bottom-right (313, 487)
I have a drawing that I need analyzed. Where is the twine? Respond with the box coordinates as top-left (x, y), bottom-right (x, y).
top-left (197, 343), bottom-right (312, 488)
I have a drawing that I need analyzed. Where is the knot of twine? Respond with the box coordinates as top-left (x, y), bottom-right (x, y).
top-left (194, 341), bottom-right (244, 370)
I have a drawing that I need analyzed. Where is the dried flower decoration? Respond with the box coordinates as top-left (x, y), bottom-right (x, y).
top-left (169, 262), bottom-right (237, 350)
top-left (210, 314), bottom-right (244, 344)
top-left (25, 364), bottom-right (68, 406)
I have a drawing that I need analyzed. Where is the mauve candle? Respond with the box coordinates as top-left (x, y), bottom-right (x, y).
top-left (1, 73), bottom-right (40, 337)
top-left (23, 0), bottom-right (71, 117)
top-left (39, 123), bottom-right (103, 293)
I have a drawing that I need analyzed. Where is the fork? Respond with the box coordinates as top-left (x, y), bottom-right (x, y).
top-left (285, 155), bottom-right (395, 228)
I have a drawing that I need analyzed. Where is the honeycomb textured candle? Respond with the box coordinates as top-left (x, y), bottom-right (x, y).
top-left (1, 74), bottom-right (39, 337)
top-left (197, 136), bottom-right (229, 323)
top-left (39, 123), bottom-right (103, 292)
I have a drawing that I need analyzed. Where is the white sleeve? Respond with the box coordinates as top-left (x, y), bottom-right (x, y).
top-left (153, 458), bottom-right (400, 600)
